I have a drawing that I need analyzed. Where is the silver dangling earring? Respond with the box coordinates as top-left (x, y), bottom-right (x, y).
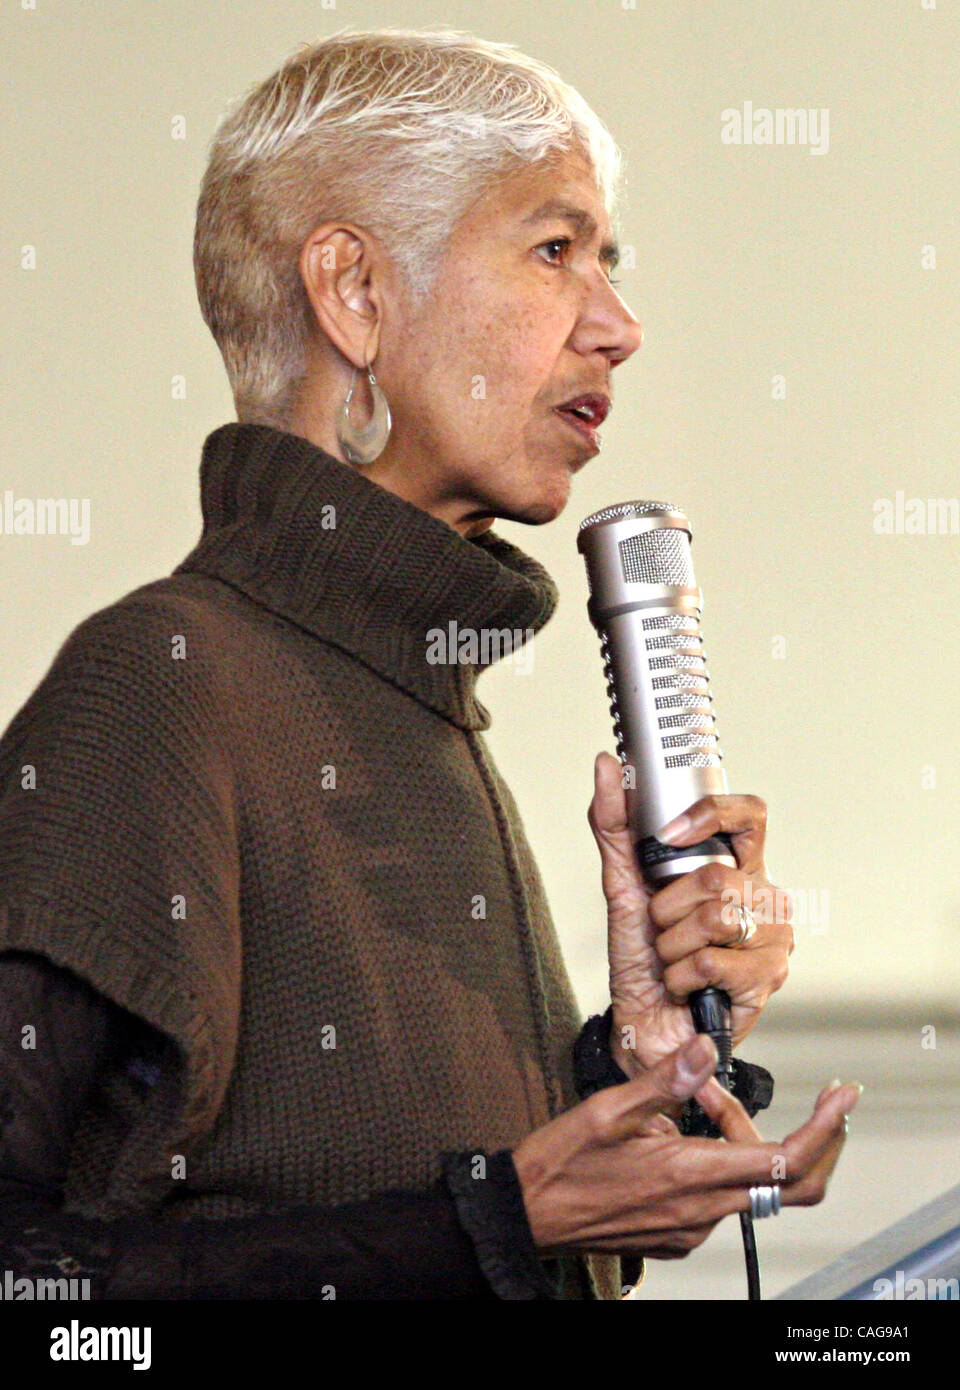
top-left (335, 362), bottom-right (392, 466)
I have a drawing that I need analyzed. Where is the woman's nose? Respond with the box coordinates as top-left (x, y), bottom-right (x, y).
top-left (609, 283), bottom-right (644, 357)
top-left (614, 305), bottom-right (644, 362)
top-left (573, 279), bottom-right (644, 364)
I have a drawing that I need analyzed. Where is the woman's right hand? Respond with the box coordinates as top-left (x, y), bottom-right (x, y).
top-left (510, 1033), bottom-right (859, 1259)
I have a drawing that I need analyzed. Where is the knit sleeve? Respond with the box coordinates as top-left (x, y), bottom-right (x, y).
top-left (0, 950), bottom-right (539, 1299)
top-left (0, 593), bottom-right (243, 1182)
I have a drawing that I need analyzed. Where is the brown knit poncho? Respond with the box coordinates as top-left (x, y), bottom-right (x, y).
top-left (0, 423), bottom-right (620, 1298)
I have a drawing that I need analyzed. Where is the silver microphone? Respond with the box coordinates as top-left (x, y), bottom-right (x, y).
top-left (577, 499), bottom-right (738, 888)
top-left (578, 499), bottom-right (740, 1081)
top-left (579, 500), bottom-right (765, 1294)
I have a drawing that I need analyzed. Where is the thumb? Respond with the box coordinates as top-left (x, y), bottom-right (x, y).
top-left (588, 751), bottom-right (651, 911)
top-left (608, 1034), bottom-right (718, 1138)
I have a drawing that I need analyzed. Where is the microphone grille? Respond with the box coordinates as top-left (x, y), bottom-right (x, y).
top-left (619, 528), bottom-right (694, 586)
top-left (577, 500), bottom-right (680, 532)
top-left (664, 752), bottom-right (721, 770)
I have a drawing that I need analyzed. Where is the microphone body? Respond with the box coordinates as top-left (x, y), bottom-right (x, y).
top-left (577, 500), bottom-right (737, 1078)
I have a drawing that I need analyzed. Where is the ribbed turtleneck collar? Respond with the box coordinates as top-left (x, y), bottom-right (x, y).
top-left (174, 423), bottom-right (559, 731)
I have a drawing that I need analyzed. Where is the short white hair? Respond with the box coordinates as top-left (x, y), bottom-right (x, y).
top-left (193, 27), bottom-right (622, 429)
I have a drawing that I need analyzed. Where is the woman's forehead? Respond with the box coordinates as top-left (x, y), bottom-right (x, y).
top-left (463, 151), bottom-right (611, 236)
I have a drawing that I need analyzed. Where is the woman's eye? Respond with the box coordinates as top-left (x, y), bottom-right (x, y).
top-left (536, 237), bottom-right (570, 265)
top-left (536, 238), bottom-right (622, 285)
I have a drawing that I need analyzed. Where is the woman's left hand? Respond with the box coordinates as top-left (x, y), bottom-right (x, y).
top-left (587, 751), bottom-right (794, 1080)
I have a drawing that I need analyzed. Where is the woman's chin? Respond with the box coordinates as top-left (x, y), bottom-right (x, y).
top-left (478, 457), bottom-right (577, 526)
top-left (517, 471), bottom-right (573, 525)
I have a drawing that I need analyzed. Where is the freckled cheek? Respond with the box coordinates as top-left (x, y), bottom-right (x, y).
top-left (514, 301), bottom-right (573, 361)
top-left (465, 312), bottom-right (564, 406)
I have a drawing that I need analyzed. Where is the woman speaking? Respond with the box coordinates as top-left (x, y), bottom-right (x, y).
top-left (0, 28), bottom-right (857, 1300)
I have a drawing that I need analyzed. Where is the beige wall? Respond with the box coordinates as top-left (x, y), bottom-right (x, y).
top-left (2, 0), bottom-right (958, 1288)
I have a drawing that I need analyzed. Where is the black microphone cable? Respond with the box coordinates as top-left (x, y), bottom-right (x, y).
top-left (689, 983), bottom-right (762, 1301)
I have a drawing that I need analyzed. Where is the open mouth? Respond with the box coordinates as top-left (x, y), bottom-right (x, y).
top-left (553, 394), bottom-right (610, 443)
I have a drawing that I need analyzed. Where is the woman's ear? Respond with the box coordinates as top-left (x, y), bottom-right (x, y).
top-left (298, 222), bottom-right (383, 367)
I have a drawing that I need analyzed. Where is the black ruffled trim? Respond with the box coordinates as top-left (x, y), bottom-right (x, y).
top-left (441, 1149), bottom-right (559, 1300)
top-left (572, 1007), bottom-right (775, 1137)
top-left (573, 1007), bottom-right (632, 1099)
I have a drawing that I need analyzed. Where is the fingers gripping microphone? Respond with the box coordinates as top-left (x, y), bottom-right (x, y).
top-left (576, 501), bottom-right (737, 1082)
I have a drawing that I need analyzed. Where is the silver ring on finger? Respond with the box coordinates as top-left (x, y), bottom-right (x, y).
top-left (749, 1184), bottom-right (781, 1219)
top-left (734, 904), bottom-right (758, 947)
